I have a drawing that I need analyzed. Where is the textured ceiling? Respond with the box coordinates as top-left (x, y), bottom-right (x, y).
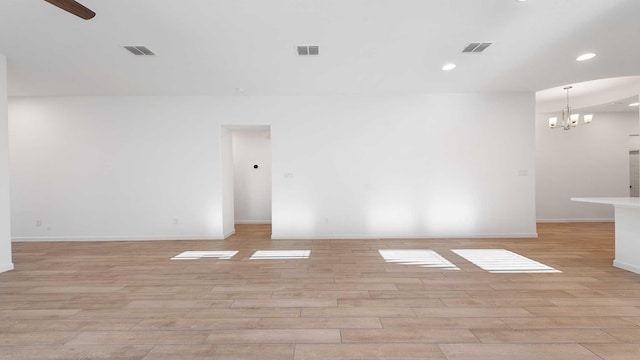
top-left (1, 0), bottom-right (640, 96)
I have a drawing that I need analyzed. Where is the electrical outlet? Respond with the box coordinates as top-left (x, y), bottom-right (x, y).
top-left (35, 220), bottom-right (42, 227)
top-left (173, 218), bottom-right (179, 225)
top-left (324, 217), bottom-right (329, 225)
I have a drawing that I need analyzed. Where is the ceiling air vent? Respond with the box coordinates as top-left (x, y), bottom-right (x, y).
top-left (297, 45), bottom-right (319, 56)
top-left (124, 46), bottom-right (155, 56)
top-left (462, 42), bottom-right (493, 53)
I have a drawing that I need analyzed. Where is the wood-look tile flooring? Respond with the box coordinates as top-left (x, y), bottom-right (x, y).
top-left (1, 223), bottom-right (640, 359)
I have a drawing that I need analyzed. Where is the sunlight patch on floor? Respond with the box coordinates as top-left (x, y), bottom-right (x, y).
top-left (378, 249), bottom-right (460, 270)
top-left (452, 249), bottom-right (561, 273)
top-left (250, 250), bottom-right (311, 260)
top-left (171, 251), bottom-right (239, 260)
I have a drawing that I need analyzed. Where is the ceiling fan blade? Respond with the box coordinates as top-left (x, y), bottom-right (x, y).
top-left (44, 0), bottom-right (96, 20)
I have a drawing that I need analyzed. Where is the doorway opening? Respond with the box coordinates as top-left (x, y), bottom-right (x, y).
top-left (631, 150), bottom-right (639, 197)
top-left (220, 125), bottom-right (272, 238)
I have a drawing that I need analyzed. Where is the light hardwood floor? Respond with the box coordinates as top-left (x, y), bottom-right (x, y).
top-left (1, 223), bottom-right (639, 359)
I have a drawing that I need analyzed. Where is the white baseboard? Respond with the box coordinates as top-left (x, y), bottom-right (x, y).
top-left (614, 259), bottom-right (640, 274)
top-left (0, 263), bottom-right (14, 273)
top-left (537, 218), bottom-right (614, 223)
top-left (270, 233), bottom-right (539, 240)
top-left (12, 231), bottom-right (541, 242)
top-left (12, 235), bottom-right (226, 242)
top-left (235, 220), bottom-right (272, 224)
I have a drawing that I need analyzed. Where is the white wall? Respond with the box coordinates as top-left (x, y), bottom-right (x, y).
top-left (220, 127), bottom-right (235, 237)
top-left (270, 94), bottom-right (536, 238)
top-left (9, 97), bottom-right (224, 240)
top-left (0, 55), bottom-right (13, 272)
top-left (9, 93), bottom-right (537, 240)
top-left (232, 129), bottom-right (272, 224)
top-left (536, 111), bottom-right (640, 221)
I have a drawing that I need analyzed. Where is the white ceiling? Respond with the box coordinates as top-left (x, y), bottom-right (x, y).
top-left (577, 96), bottom-right (639, 114)
top-left (536, 76), bottom-right (640, 112)
top-left (1, 0), bottom-right (640, 96)
top-left (536, 77), bottom-right (640, 103)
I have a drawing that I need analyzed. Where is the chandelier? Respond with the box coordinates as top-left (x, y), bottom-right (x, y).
top-left (548, 86), bottom-right (593, 130)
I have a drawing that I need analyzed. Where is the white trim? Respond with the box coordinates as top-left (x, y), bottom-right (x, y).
top-left (0, 263), bottom-right (14, 273)
top-left (11, 231), bottom-right (540, 242)
top-left (12, 235), bottom-right (225, 242)
top-left (614, 259), bottom-right (640, 274)
top-left (536, 218), bottom-right (614, 223)
top-left (235, 220), bottom-right (272, 224)
top-left (270, 233), bottom-right (539, 240)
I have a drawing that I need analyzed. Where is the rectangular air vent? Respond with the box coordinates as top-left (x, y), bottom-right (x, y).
top-left (297, 45), bottom-right (319, 56)
top-left (297, 46), bottom-right (308, 56)
top-left (124, 46), bottom-right (155, 56)
top-left (462, 42), bottom-right (493, 53)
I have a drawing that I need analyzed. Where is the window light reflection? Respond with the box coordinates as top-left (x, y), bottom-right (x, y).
top-left (171, 251), bottom-right (238, 260)
top-left (378, 249), bottom-right (460, 270)
top-left (250, 250), bottom-right (311, 260)
top-left (452, 249), bottom-right (561, 273)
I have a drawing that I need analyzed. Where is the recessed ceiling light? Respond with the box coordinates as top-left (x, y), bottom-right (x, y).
top-left (442, 63), bottom-right (457, 71)
top-left (629, 102), bottom-right (640, 107)
top-left (576, 53), bottom-right (596, 61)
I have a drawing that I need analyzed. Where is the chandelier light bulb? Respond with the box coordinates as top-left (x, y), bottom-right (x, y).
top-left (548, 117), bottom-right (558, 128)
top-left (570, 113), bottom-right (580, 126)
top-left (584, 114), bottom-right (593, 124)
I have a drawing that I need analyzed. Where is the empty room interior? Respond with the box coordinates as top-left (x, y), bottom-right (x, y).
top-left (2, 1), bottom-right (640, 359)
